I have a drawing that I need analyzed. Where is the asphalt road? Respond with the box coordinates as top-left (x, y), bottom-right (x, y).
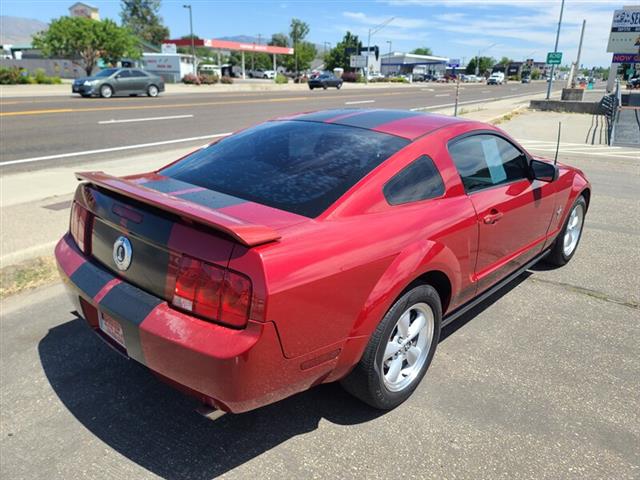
top-left (1, 112), bottom-right (638, 479)
top-left (0, 81), bottom-right (558, 170)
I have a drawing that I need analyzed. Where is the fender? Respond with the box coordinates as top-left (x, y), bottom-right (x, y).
top-left (548, 167), bottom-right (590, 244)
top-left (327, 238), bottom-right (462, 381)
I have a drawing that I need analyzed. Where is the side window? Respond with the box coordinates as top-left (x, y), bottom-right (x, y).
top-left (131, 70), bottom-right (148, 77)
top-left (117, 70), bottom-right (131, 78)
top-left (384, 156), bottom-right (445, 205)
top-left (448, 134), bottom-right (528, 193)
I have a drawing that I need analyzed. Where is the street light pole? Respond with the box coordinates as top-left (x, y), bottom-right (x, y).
top-left (386, 40), bottom-right (392, 76)
top-left (365, 17), bottom-right (394, 84)
top-left (475, 42), bottom-right (497, 77)
top-left (546, 0), bottom-right (565, 99)
top-left (183, 4), bottom-right (196, 75)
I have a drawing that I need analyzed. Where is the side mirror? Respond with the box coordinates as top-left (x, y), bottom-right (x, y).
top-left (115, 74), bottom-right (122, 79)
top-left (530, 159), bottom-right (558, 182)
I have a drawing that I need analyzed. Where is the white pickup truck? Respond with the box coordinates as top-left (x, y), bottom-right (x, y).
top-left (487, 71), bottom-right (505, 85)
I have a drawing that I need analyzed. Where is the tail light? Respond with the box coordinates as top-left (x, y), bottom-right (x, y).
top-left (172, 255), bottom-right (252, 328)
top-left (70, 202), bottom-right (92, 254)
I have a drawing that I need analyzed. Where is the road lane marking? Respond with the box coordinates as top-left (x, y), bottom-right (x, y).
top-left (344, 100), bottom-right (375, 105)
top-left (420, 88), bottom-right (435, 91)
top-left (98, 114), bottom-right (194, 124)
top-left (434, 94), bottom-right (450, 97)
top-left (481, 90), bottom-right (490, 93)
top-left (1, 133), bottom-right (231, 167)
top-left (523, 146), bottom-right (639, 159)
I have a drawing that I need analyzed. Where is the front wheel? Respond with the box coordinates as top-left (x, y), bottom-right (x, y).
top-left (100, 85), bottom-right (113, 98)
top-left (147, 84), bottom-right (159, 97)
top-left (341, 285), bottom-right (441, 410)
top-left (336, 83), bottom-right (342, 90)
top-left (309, 85), bottom-right (314, 90)
top-left (322, 83), bottom-right (328, 90)
top-left (545, 196), bottom-right (587, 267)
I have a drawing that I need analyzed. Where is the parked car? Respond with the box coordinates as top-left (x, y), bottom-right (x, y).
top-left (248, 69), bottom-right (275, 79)
top-left (487, 72), bottom-right (505, 85)
top-left (72, 68), bottom-right (165, 98)
top-left (308, 73), bottom-right (343, 90)
top-left (463, 74), bottom-right (481, 83)
top-left (521, 75), bottom-right (531, 84)
top-left (55, 109), bottom-right (590, 415)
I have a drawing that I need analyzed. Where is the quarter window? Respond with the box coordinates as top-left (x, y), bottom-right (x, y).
top-left (384, 156), bottom-right (444, 205)
top-left (448, 134), bottom-right (529, 193)
top-left (131, 70), bottom-right (148, 77)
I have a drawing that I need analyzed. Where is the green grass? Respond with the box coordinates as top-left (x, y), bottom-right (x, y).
top-left (1, 256), bottom-right (59, 298)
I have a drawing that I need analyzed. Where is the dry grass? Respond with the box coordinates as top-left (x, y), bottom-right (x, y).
top-left (0, 256), bottom-right (59, 298)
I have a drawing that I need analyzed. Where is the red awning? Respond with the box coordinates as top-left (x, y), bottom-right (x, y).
top-left (165, 39), bottom-right (293, 55)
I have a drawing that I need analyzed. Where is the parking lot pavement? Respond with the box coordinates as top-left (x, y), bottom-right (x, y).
top-left (0, 110), bottom-right (638, 479)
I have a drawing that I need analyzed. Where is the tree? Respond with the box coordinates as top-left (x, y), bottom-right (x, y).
top-left (465, 56), bottom-right (495, 76)
top-left (324, 31), bottom-right (362, 71)
top-left (120, 0), bottom-right (169, 46)
top-left (289, 18), bottom-right (310, 74)
top-left (411, 47), bottom-right (433, 56)
top-left (33, 16), bottom-right (140, 76)
top-left (269, 33), bottom-right (289, 48)
top-left (499, 56), bottom-right (513, 66)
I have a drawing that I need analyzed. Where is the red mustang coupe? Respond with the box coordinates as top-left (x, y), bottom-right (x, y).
top-left (55, 109), bottom-right (590, 414)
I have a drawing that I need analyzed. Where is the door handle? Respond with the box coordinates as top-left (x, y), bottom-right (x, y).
top-left (483, 210), bottom-right (503, 224)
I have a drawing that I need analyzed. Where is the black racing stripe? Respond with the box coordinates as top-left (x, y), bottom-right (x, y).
top-left (292, 109), bottom-right (358, 122)
top-left (141, 178), bottom-right (197, 194)
top-left (334, 110), bottom-right (422, 129)
top-left (91, 218), bottom-right (170, 301)
top-left (89, 188), bottom-right (174, 246)
top-left (70, 261), bottom-right (115, 299)
top-left (99, 282), bottom-right (163, 365)
top-left (176, 189), bottom-right (245, 209)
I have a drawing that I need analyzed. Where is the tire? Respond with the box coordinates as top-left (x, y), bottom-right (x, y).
top-left (336, 83), bottom-right (342, 90)
top-left (147, 84), bottom-right (159, 97)
top-left (100, 85), bottom-right (113, 98)
top-left (322, 83), bottom-right (328, 90)
top-left (545, 195), bottom-right (587, 267)
top-left (309, 85), bottom-right (314, 90)
top-left (341, 284), bottom-right (441, 410)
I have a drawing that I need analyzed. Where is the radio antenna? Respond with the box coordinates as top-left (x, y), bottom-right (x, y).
top-left (554, 121), bottom-right (562, 165)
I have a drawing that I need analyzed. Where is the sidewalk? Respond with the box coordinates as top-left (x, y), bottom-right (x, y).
top-left (0, 89), bottom-right (561, 267)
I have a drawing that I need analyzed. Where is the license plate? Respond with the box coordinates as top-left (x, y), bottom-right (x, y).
top-left (99, 312), bottom-right (126, 348)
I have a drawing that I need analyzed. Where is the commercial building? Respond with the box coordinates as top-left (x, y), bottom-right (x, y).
top-left (380, 52), bottom-right (449, 77)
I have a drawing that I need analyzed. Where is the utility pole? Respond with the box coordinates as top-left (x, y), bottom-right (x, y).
top-left (546, 0), bottom-right (565, 99)
top-left (568, 19), bottom-right (586, 88)
top-left (475, 43), bottom-right (497, 77)
top-left (365, 17), bottom-right (394, 83)
top-left (386, 40), bottom-right (392, 76)
top-left (183, 4), bottom-right (196, 75)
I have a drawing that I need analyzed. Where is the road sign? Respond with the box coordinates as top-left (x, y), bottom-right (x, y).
top-left (350, 55), bottom-right (367, 68)
top-left (607, 6), bottom-right (640, 53)
top-left (546, 52), bottom-right (563, 65)
top-left (447, 58), bottom-right (460, 68)
top-left (526, 58), bottom-right (534, 67)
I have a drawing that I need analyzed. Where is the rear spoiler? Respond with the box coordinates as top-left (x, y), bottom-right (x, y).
top-left (76, 171), bottom-right (281, 247)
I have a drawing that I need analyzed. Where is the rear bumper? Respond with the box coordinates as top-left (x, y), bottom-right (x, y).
top-left (54, 234), bottom-right (337, 413)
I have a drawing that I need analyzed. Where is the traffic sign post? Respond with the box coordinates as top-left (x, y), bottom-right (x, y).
top-left (546, 51), bottom-right (563, 65)
top-left (546, 0), bottom-right (565, 100)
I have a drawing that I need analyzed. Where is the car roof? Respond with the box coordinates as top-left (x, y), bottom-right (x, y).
top-left (275, 109), bottom-right (473, 141)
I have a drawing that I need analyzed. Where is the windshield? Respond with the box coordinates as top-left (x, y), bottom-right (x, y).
top-left (95, 68), bottom-right (119, 78)
top-left (161, 121), bottom-right (409, 217)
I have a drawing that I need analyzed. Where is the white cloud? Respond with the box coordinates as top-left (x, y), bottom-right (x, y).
top-left (342, 11), bottom-right (431, 29)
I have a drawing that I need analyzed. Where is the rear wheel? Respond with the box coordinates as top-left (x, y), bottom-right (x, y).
top-left (147, 84), bottom-right (159, 97)
top-left (309, 85), bottom-right (314, 90)
top-left (100, 85), bottom-right (113, 98)
top-left (545, 196), bottom-right (586, 267)
top-left (341, 285), bottom-right (441, 410)
top-left (322, 83), bottom-right (328, 90)
top-left (336, 83), bottom-right (342, 90)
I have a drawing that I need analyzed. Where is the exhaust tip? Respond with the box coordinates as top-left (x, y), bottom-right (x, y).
top-left (195, 404), bottom-right (227, 421)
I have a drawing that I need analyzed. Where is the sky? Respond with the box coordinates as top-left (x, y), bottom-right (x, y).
top-left (0, 0), bottom-right (623, 67)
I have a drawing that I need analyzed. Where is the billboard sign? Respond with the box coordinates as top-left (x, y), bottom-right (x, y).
top-left (350, 55), bottom-right (367, 68)
top-left (612, 53), bottom-right (640, 64)
top-left (161, 43), bottom-right (177, 54)
top-left (607, 7), bottom-right (640, 53)
top-left (447, 58), bottom-right (460, 68)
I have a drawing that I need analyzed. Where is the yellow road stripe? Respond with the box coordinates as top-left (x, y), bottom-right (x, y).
top-left (0, 91), bottom-right (414, 117)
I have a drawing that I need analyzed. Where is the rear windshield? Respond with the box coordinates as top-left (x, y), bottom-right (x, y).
top-left (161, 120), bottom-right (409, 217)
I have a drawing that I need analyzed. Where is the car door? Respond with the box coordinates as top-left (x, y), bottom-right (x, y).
top-left (448, 133), bottom-right (556, 294)
top-left (113, 69), bottom-right (133, 94)
top-left (130, 70), bottom-right (150, 93)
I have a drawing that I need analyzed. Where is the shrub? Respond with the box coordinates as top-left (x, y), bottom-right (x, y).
top-left (341, 71), bottom-right (357, 82)
top-left (220, 76), bottom-right (233, 84)
top-left (275, 73), bottom-right (288, 84)
top-left (182, 73), bottom-right (201, 85)
top-left (200, 74), bottom-right (219, 84)
top-left (0, 66), bottom-right (60, 84)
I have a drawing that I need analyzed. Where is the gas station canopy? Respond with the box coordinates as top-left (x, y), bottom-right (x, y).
top-left (166, 38), bottom-right (294, 55)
